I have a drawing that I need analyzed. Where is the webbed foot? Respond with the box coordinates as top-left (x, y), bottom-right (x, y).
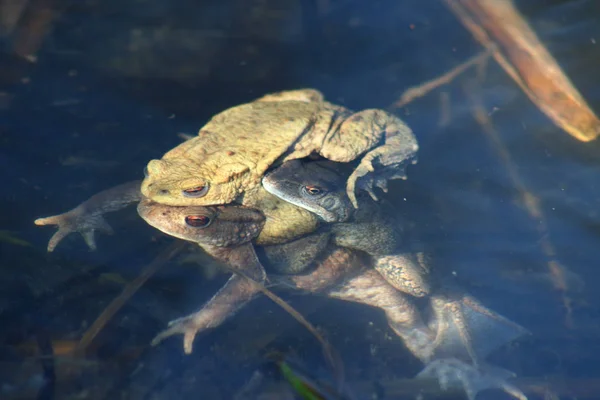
top-left (34, 208), bottom-right (113, 252)
top-left (374, 254), bottom-right (430, 297)
top-left (151, 313), bottom-right (213, 354)
top-left (427, 294), bottom-right (530, 364)
top-left (417, 358), bottom-right (527, 400)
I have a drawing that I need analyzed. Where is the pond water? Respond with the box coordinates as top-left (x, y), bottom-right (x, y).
top-left (1, 0), bottom-right (600, 399)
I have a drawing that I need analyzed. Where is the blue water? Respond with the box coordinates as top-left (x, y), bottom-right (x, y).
top-left (1, 0), bottom-right (600, 398)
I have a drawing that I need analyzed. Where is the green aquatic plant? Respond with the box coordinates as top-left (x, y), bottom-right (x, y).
top-left (0, 230), bottom-right (32, 247)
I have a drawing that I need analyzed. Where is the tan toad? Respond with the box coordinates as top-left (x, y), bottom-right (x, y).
top-left (141, 89), bottom-right (418, 213)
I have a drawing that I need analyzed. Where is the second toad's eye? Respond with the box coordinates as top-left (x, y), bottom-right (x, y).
top-left (302, 185), bottom-right (323, 196)
top-left (185, 215), bottom-right (211, 228)
top-left (183, 184), bottom-right (209, 198)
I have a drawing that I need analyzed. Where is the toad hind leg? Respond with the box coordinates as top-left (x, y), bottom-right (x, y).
top-left (327, 269), bottom-right (434, 360)
top-left (329, 222), bottom-right (429, 297)
top-left (373, 254), bottom-right (430, 298)
top-left (416, 294), bottom-right (529, 398)
top-left (328, 272), bottom-right (528, 400)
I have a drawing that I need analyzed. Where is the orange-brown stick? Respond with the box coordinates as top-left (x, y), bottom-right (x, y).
top-left (444, 0), bottom-right (600, 142)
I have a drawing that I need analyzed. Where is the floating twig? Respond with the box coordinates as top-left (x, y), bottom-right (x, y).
top-left (444, 0), bottom-right (600, 142)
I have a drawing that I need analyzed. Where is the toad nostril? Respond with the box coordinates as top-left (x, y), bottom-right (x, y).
top-left (159, 189), bottom-right (169, 195)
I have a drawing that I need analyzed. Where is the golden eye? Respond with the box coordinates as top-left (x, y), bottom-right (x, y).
top-left (183, 184), bottom-right (209, 198)
top-left (185, 215), bottom-right (211, 228)
top-left (302, 185), bottom-right (322, 196)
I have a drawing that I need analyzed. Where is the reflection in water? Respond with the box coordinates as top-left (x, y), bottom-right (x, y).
top-left (1, 0), bottom-right (600, 399)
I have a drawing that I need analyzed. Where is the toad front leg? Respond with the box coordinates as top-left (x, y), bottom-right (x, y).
top-left (279, 108), bottom-right (418, 209)
top-left (152, 274), bottom-right (262, 354)
top-left (321, 110), bottom-right (419, 208)
top-left (153, 246), bottom-right (363, 353)
top-left (34, 180), bottom-right (143, 251)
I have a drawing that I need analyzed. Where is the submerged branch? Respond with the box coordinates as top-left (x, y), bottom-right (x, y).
top-left (390, 47), bottom-right (493, 109)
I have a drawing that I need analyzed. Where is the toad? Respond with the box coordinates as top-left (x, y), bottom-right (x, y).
top-left (139, 199), bottom-right (528, 400)
top-left (140, 89), bottom-right (419, 214)
top-left (262, 159), bottom-right (429, 296)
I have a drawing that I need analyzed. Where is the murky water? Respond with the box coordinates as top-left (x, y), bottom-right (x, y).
top-left (1, 0), bottom-right (600, 398)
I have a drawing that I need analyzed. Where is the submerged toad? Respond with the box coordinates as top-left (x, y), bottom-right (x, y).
top-left (139, 199), bottom-right (529, 400)
top-left (141, 89), bottom-right (418, 212)
top-left (34, 180), bottom-right (316, 283)
top-left (36, 89), bottom-right (417, 249)
top-left (263, 159), bottom-right (429, 296)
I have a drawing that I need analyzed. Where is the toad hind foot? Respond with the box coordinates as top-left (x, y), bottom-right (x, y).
top-left (417, 358), bottom-right (527, 400)
top-left (428, 293), bottom-right (530, 365)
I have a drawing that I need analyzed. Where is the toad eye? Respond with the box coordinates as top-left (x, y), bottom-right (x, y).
top-left (183, 184), bottom-right (209, 198)
top-left (301, 185), bottom-right (323, 196)
top-left (185, 215), bottom-right (212, 228)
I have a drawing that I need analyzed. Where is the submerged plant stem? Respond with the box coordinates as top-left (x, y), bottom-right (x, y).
top-left (232, 266), bottom-right (347, 396)
top-left (75, 241), bottom-right (185, 355)
top-left (466, 84), bottom-right (576, 329)
top-left (389, 48), bottom-right (493, 110)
